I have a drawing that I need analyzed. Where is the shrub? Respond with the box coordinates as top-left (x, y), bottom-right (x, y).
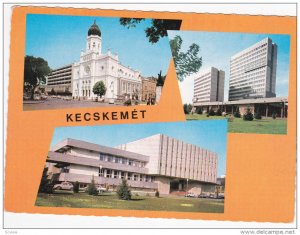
top-left (255, 111), bottom-right (262, 120)
top-left (88, 176), bottom-right (98, 195)
top-left (208, 109), bottom-right (215, 116)
top-left (73, 181), bottom-right (79, 193)
top-left (272, 112), bottom-right (277, 119)
top-left (116, 179), bottom-right (131, 200)
top-left (234, 110), bottom-right (241, 118)
top-left (243, 106), bottom-right (254, 121)
top-left (155, 190), bottom-right (160, 198)
top-left (196, 107), bottom-right (203, 114)
top-left (216, 108), bottom-right (222, 116)
top-left (227, 115), bottom-right (234, 122)
top-left (124, 99), bottom-right (132, 106)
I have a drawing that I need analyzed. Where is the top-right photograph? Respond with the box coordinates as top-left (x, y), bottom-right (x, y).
top-left (168, 31), bottom-right (290, 135)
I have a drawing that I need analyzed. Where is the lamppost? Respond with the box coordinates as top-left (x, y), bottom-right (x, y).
top-left (186, 178), bottom-right (189, 196)
top-left (99, 165), bottom-right (102, 177)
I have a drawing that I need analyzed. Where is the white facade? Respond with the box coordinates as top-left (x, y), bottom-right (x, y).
top-left (229, 37), bottom-right (277, 101)
top-left (72, 22), bottom-right (142, 100)
top-left (193, 67), bottom-right (225, 103)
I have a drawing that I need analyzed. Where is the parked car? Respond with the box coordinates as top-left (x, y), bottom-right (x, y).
top-left (108, 99), bottom-right (115, 104)
top-left (53, 182), bottom-right (74, 191)
top-left (96, 186), bottom-right (107, 194)
top-left (185, 192), bottom-right (196, 198)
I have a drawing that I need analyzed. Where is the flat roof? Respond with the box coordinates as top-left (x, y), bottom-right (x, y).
top-left (193, 96), bottom-right (288, 106)
top-left (51, 138), bottom-right (149, 162)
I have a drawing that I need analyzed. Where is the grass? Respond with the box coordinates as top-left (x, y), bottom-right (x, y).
top-left (35, 193), bottom-right (224, 213)
top-left (186, 114), bottom-right (287, 135)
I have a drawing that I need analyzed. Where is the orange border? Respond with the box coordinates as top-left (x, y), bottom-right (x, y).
top-left (5, 6), bottom-right (296, 223)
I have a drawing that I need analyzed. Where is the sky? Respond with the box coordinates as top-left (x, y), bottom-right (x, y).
top-left (167, 31), bottom-right (291, 104)
top-left (25, 14), bottom-right (172, 77)
top-left (51, 120), bottom-right (228, 177)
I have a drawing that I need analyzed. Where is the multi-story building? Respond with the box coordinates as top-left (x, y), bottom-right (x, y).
top-left (229, 37), bottom-right (277, 101)
top-left (141, 77), bottom-right (157, 102)
top-left (45, 64), bottom-right (72, 94)
top-left (193, 67), bottom-right (225, 103)
top-left (71, 21), bottom-right (142, 101)
top-left (45, 135), bottom-right (218, 195)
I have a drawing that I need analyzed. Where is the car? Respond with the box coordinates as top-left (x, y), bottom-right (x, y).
top-left (185, 192), bottom-right (196, 198)
top-left (53, 181), bottom-right (74, 191)
top-left (96, 186), bottom-right (107, 194)
top-left (108, 99), bottom-right (115, 104)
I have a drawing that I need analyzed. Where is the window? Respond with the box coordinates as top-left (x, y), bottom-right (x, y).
top-left (113, 171), bottom-right (118, 179)
top-left (115, 157), bottom-right (120, 163)
top-left (107, 155), bottom-right (113, 162)
top-left (106, 169), bottom-right (112, 178)
top-left (134, 174), bottom-right (138, 181)
top-left (121, 172), bottom-right (125, 179)
top-left (122, 158), bottom-right (127, 164)
top-left (99, 168), bottom-right (104, 177)
top-left (128, 160), bottom-right (133, 166)
top-left (127, 173), bottom-right (132, 180)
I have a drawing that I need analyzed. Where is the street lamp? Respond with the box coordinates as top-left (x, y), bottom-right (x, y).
top-left (99, 165), bottom-right (102, 177)
top-left (186, 178), bottom-right (189, 196)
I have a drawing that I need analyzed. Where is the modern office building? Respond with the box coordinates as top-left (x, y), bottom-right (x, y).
top-left (229, 37), bottom-right (278, 101)
top-left (71, 21), bottom-right (142, 101)
top-left (45, 135), bottom-right (218, 195)
top-left (193, 67), bottom-right (225, 103)
top-left (45, 64), bottom-right (73, 94)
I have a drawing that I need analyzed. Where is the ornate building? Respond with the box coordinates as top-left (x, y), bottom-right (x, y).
top-left (71, 21), bottom-right (142, 100)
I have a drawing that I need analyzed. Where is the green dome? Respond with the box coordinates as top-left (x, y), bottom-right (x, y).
top-left (88, 20), bottom-right (101, 37)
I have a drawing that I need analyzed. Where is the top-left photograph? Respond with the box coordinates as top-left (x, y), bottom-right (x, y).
top-left (23, 14), bottom-right (181, 111)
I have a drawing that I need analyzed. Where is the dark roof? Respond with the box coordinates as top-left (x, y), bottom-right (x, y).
top-left (88, 20), bottom-right (101, 37)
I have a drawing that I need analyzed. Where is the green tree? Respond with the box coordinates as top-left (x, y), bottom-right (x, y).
top-left (88, 176), bottom-right (98, 195)
top-left (116, 179), bottom-right (132, 200)
top-left (243, 106), bottom-right (254, 121)
top-left (92, 81), bottom-right (107, 98)
top-left (234, 109), bottom-right (241, 118)
top-left (73, 181), bottom-right (80, 193)
top-left (24, 55), bottom-right (51, 100)
top-left (120, 18), bottom-right (181, 43)
top-left (183, 103), bottom-right (193, 114)
top-left (169, 35), bottom-right (202, 81)
top-left (38, 167), bottom-right (49, 193)
top-left (208, 109), bottom-right (216, 116)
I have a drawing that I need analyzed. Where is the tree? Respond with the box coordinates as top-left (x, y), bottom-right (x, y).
top-left (38, 167), bottom-right (49, 193)
top-left (156, 70), bottom-right (166, 87)
top-left (87, 176), bottom-right (98, 195)
top-left (183, 104), bottom-right (193, 114)
top-left (208, 109), bottom-right (216, 116)
top-left (93, 81), bottom-right (107, 98)
top-left (116, 179), bottom-right (132, 200)
top-left (120, 18), bottom-right (182, 43)
top-left (73, 181), bottom-right (80, 193)
top-left (169, 35), bottom-right (202, 81)
top-left (243, 106), bottom-right (254, 121)
top-left (155, 190), bottom-right (160, 198)
top-left (272, 112), bottom-right (277, 119)
top-left (24, 55), bottom-right (51, 100)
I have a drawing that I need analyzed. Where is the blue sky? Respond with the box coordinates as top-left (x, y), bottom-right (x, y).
top-left (51, 120), bottom-right (227, 177)
top-left (168, 31), bottom-right (291, 103)
top-left (25, 14), bottom-right (172, 77)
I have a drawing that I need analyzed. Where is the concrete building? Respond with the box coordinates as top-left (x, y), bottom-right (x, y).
top-left (141, 77), bottom-right (157, 102)
top-left (193, 96), bottom-right (288, 118)
top-left (71, 21), bottom-right (142, 101)
top-left (193, 67), bottom-right (225, 103)
top-left (229, 37), bottom-right (278, 101)
top-left (46, 64), bottom-right (72, 94)
top-left (45, 135), bottom-right (218, 195)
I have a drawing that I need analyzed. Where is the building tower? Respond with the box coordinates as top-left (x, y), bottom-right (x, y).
top-left (86, 20), bottom-right (102, 54)
top-left (228, 37), bottom-right (277, 101)
top-left (193, 67), bottom-right (225, 103)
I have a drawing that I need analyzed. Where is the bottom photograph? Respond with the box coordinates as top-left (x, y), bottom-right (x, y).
top-left (36, 120), bottom-right (227, 213)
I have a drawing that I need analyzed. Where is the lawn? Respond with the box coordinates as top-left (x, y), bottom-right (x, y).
top-left (35, 193), bottom-right (224, 213)
top-left (186, 114), bottom-right (287, 135)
